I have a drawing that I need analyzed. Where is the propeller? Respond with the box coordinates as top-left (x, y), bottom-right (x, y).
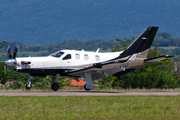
top-left (13, 45), bottom-right (18, 59)
top-left (7, 46), bottom-right (12, 59)
top-left (4, 45), bottom-right (19, 66)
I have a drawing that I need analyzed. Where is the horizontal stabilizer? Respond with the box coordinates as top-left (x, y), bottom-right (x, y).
top-left (144, 55), bottom-right (173, 63)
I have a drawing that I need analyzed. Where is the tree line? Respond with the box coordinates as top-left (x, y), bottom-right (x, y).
top-left (153, 32), bottom-right (180, 47)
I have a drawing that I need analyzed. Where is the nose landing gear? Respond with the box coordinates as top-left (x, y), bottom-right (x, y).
top-left (26, 76), bottom-right (33, 89)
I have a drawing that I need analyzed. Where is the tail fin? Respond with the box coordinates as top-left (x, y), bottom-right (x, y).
top-left (119, 26), bottom-right (158, 58)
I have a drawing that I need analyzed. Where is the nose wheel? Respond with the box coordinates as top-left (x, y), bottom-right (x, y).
top-left (26, 83), bottom-right (32, 89)
top-left (26, 76), bottom-right (33, 89)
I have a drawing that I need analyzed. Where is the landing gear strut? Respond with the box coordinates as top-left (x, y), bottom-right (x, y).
top-left (51, 75), bottom-right (59, 91)
top-left (26, 76), bottom-right (33, 89)
top-left (84, 73), bottom-right (93, 91)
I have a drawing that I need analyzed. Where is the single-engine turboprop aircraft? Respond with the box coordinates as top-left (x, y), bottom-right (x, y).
top-left (4, 26), bottom-right (173, 91)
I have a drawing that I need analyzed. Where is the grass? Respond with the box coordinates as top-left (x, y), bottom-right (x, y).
top-left (0, 96), bottom-right (180, 120)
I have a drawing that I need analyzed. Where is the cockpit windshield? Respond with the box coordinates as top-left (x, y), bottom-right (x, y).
top-left (49, 51), bottom-right (64, 58)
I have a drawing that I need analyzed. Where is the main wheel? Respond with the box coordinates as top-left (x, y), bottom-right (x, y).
top-left (51, 83), bottom-right (59, 91)
top-left (26, 84), bottom-right (32, 89)
top-left (84, 84), bottom-right (90, 91)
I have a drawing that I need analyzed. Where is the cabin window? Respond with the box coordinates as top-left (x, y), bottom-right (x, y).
top-left (84, 54), bottom-right (89, 60)
top-left (50, 52), bottom-right (64, 58)
top-left (95, 55), bottom-right (100, 61)
top-left (63, 54), bottom-right (71, 60)
top-left (75, 54), bottom-right (80, 59)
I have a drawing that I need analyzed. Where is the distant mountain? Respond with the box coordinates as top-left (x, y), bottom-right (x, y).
top-left (0, 0), bottom-right (180, 45)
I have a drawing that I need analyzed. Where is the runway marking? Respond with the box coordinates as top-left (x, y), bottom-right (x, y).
top-left (0, 91), bottom-right (180, 96)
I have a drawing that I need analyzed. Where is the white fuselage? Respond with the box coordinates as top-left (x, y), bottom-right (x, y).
top-left (15, 50), bottom-right (123, 70)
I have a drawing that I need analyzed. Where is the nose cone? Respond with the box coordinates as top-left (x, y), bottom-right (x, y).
top-left (4, 59), bottom-right (16, 66)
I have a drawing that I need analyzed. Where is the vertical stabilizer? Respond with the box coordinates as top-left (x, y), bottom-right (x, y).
top-left (119, 26), bottom-right (158, 58)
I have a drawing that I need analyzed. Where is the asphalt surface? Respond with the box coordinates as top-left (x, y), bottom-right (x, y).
top-left (0, 91), bottom-right (180, 96)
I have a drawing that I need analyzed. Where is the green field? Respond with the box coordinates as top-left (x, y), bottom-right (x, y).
top-left (0, 96), bottom-right (180, 120)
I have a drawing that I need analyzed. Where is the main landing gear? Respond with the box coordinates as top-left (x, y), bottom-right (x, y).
top-left (84, 84), bottom-right (90, 91)
top-left (51, 75), bottom-right (59, 91)
top-left (84, 73), bottom-right (93, 91)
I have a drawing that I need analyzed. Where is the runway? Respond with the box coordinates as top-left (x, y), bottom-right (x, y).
top-left (0, 91), bottom-right (180, 96)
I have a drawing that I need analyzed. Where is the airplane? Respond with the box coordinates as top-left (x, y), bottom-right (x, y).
top-left (4, 26), bottom-right (173, 91)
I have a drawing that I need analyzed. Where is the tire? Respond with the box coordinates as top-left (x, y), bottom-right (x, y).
top-left (26, 84), bottom-right (32, 89)
top-left (84, 84), bottom-right (90, 91)
top-left (51, 83), bottom-right (59, 91)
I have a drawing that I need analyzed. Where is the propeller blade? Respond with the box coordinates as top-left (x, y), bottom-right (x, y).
top-left (7, 46), bottom-right (12, 59)
top-left (13, 45), bottom-right (18, 59)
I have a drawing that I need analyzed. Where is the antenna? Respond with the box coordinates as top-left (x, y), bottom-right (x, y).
top-left (96, 48), bottom-right (100, 53)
